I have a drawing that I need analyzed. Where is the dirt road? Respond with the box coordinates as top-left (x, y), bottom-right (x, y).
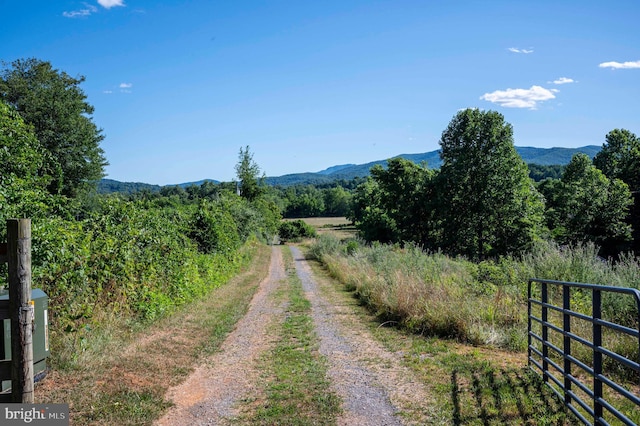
top-left (156, 245), bottom-right (433, 425)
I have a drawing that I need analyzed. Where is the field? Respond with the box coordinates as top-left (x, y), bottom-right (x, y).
top-left (285, 217), bottom-right (357, 240)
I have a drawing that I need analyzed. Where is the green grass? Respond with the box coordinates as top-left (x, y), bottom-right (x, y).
top-left (243, 246), bottom-right (341, 425)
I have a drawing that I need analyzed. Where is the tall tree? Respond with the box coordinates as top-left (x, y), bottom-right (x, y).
top-left (437, 108), bottom-right (544, 259)
top-left (0, 58), bottom-right (107, 197)
top-left (234, 145), bottom-right (263, 202)
top-left (593, 129), bottom-right (640, 252)
top-left (593, 129), bottom-right (640, 191)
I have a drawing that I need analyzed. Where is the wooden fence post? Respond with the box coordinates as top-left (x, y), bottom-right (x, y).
top-left (7, 219), bottom-right (34, 403)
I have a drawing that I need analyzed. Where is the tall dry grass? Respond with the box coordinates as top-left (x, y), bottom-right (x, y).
top-left (311, 236), bottom-right (640, 357)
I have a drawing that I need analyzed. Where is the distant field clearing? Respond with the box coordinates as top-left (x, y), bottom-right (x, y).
top-left (283, 217), bottom-right (356, 239)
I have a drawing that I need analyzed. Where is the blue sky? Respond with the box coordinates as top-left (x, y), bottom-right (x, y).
top-left (2, 1), bottom-right (639, 185)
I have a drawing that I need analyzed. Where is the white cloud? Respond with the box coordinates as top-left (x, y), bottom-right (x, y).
top-left (119, 83), bottom-right (133, 88)
top-left (103, 90), bottom-right (113, 94)
top-left (550, 77), bottom-right (575, 85)
top-left (98, 0), bottom-right (125, 9)
top-left (63, 4), bottom-right (97, 18)
top-left (598, 60), bottom-right (640, 69)
top-left (480, 85), bottom-right (558, 109)
top-left (508, 47), bottom-right (534, 54)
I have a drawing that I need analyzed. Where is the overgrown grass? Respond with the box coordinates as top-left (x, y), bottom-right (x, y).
top-left (244, 246), bottom-right (341, 425)
top-left (311, 235), bottom-right (639, 348)
top-left (309, 234), bottom-right (640, 420)
top-left (304, 254), bottom-right (578, 425)
top-left (310, 236), bottom-right (525, 349)
top-left (36, 241), bottom-right (271, 425)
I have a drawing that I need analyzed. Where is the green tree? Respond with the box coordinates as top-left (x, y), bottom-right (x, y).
top-left (323, 186), bottom-right (352, 217)
top-left (349, 178), bottom-right (398, 243)
top-left (0, 100), bottom-right (52, 227)
top-left (0, 58), bottom-right (108, 197)
top-left (593, 129), bottom-right (640, 252)
top-left (593, 129), bottom-right (640, 191)
top-left (367, 158), bottom-right (437, 247)
top-left (235, 145), bottom-right (263, 201)
top-left (437, 109), bottom-right (544, 259)
top-left (285, 186), bottom-right (325, 217)
top-left (540, 153), bottom-right (632, 256)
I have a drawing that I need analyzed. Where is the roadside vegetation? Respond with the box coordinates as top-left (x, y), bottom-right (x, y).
top-left (308, 233), bottom-right (640, 423)
top-left (0, 59), bottom-right (280, 378)
top-left (38, 242), bottom-right (271, 425)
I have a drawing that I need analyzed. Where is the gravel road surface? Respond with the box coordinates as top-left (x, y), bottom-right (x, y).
top-left (156, 245), bottom-right (432, 425)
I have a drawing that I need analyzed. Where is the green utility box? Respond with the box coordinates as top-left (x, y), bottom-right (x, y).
top-left (0, 288), bottom-right (50, 392)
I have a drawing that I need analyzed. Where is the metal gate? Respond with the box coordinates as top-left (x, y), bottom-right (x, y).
top-left (528, 278), bottom-right (640, 425)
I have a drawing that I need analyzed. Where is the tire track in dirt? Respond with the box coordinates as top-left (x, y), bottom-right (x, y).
top-left (156, 245), bottom-right (434, 425)
top-left (155, 246), bottom-right (285, 426)
top-left (290, 246), bottom-right (435, 426)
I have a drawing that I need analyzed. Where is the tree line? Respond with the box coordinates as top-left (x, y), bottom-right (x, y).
top-left (350, 109), bottom-right (639, 260)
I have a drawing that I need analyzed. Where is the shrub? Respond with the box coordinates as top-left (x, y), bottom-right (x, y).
top-left (278, 219), bottom-right (317, 242)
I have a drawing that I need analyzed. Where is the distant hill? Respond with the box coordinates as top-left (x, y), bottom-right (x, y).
top-left (515, 146), bottom-right (601, 165)
top-left (265, 145), bottom-right (601, 186)
top-left (97, 179), bottom-right (162, 194)
top-left (177, 179), bottom-right (219, 188)
top-left (316, 164), bottom-right (357, 175)
top-left (99, 145), bottom-right (601, 192)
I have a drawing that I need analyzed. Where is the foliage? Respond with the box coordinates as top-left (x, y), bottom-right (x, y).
top-left (593, 128), bottom-right (640, 253)
top-left (528, 163), bottom-right (564, 181)
top-left (539, 153), bottom-right (632, 256)
top-left (278, 219), bottom-right (317, 242)
top-left (349, 178), bottom-right (398, 243)
top-left (437, 109), bottom-right (544, 259)
top-left (0, 58), bottom-right (107, 197)
top-left (369, 158), bottom-right (437, 247)
top-left (0, 185), bottom-right (280, 347)
top-left (235, 145), bottom-right (264, 201)
top-left (322, 185), bottom-right (352, 217)
top-left (190, 199), bottom-right (241, 255)
top-left (0, 100), bottom-right (53, 229)
top-left (593, 129), bottom-right (640, 192)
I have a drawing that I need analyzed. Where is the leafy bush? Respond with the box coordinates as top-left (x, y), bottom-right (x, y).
top-left (0, 189), bottom-right (282, 372)
top-left (278, 219), bottom-right (317, 242)
top-left (190, 199), bottom-right (241, 255)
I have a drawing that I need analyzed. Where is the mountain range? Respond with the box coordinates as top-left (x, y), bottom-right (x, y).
top-left (98, 145), bottom-right (601, 193)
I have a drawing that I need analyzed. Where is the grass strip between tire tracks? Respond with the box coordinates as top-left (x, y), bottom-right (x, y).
top-left (242, 245), bottom-right (341, 425)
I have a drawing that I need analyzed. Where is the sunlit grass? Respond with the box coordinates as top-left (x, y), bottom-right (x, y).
top-left (309, 234), bottom-right (640, 423)
top-left (243, 246), bottom-right (341, 425)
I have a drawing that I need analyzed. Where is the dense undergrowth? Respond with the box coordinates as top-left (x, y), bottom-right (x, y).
top-left (0, 192), bottom-right (280, 370)
top-left (310, 235), bottom-right (640, 357)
